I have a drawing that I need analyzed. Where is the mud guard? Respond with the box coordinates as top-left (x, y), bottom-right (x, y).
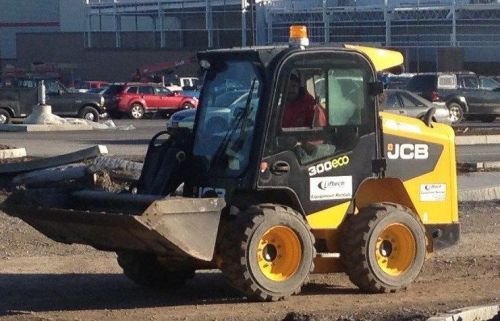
top-left (2, 189), bottom-right (225, 262)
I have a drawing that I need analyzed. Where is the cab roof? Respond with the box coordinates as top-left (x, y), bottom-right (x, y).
top-left (198, 44), bottom-right (404, 72)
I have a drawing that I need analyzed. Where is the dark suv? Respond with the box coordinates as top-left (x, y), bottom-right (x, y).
top-left (105, 83), bottom-right (198, 119)
top-left (406, 72), bottom-right (500, 122)
top-left (0, 78), bottom-right (106, 123)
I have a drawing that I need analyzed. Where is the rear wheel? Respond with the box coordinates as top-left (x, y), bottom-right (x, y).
top-left (341, 203), bottom-right (426, 293)
top-left (0, 109), bottom-right (11, 124)
top-left (181, 102), bottom-right (194, 109)
top-left (219, 204), bottom-right (315, 301)
top-left (117, 251), bottom-right (195, 289)
top-left (129, 103), bottom-right (145, 119)
top-left (79, 106), bottom-right (100, 122)
top-left (448, 102), bottom-right (464, 123)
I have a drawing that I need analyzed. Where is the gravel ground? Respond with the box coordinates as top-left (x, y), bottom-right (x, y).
top-left (0, 195), bottom-right (498, 321)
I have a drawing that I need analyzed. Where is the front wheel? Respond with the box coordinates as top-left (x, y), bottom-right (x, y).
top-left (447, 102), bottom-right (464, 123)
top-left (219, 204), bottom-right (315, 301)
top-left (79, 106), bottom-right (100, 122)
top-left (129, 103), bottom-right (145, 119)
top-left (341, 203), bottom-right (427, 293)
top-left (116, 251), bottom-right (195, 289)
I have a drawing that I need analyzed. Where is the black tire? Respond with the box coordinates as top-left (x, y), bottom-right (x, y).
top-left (79, 106), bottom-right (100, 122)
top-left (182, 102), bottom-right (194, 109)
top-left (219, 204), bottom-right (315, 301)
top-left (0, 109), bottom-right (11, 124)
top-left (341, 203), bottom-right (426, 293)
top-left (116, 251), bottom-right (195, 289)
top-left (129, 103), bottom-right (145, 119)
top-left (479, 115), bottom-right (496, 123)
top-left (447, 102), bottom-right (464, 123)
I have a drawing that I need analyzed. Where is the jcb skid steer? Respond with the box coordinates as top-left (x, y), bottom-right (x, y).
top-left (2, 26), bottom-right (459, 301)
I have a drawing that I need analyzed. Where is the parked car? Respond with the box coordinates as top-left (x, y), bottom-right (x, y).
top-left (87, 87), bottom-right (109, 95)
top-left (167, 90), bottom-right (258, 130)
top-left (167, 108), bottom-right (197, 129)
top-left (384, 73), bottom-right (416, 89)
top-left (73, 80), bottom-right (110, 93)
top-left (479, 76), bottom-right (500, 90)
top-left (382, 89), bottom-right (452, 124)
top-left (0, 77), bottom-right (107, 123)
top-left (105, 83), bottom-right (198, 119)
top-left (406, 71), bottom-right (500, 122)
top-left (165, 77), bottom-right (199, 92)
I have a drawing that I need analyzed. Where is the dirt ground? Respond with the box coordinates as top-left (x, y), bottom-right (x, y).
top-left (0, 195), bottom-right (498, 321)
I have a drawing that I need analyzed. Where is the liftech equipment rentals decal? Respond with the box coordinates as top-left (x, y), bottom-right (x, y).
top-left (420, 184), bottom-right (446, 202)
top-left (310, 176), bottom-right (352, 201)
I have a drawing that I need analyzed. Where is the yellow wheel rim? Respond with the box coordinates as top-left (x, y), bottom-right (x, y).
top-left (375, 223), bottom-right (416, 276)
top-left (257, 226), bottom-right (302, 282)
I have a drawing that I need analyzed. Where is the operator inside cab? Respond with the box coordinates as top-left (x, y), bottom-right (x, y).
top-left (274, 25), bottom-right (366, 165)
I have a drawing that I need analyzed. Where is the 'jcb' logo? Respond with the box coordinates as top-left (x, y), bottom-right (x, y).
top-left (387, 143), bottom-right (429, 160)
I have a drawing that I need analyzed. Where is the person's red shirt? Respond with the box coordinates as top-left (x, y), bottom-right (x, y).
top-left (282, 92), bottom-right (316, 128)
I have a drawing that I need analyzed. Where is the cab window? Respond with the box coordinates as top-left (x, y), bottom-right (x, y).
top-left (268, 52), bottom-right (374, 165)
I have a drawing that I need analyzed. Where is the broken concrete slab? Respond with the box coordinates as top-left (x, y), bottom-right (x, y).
top-left (427, 303), bottom-right (499, 321)
top-left (12, 163), bottom-right (91, 188)
top-left (0, 147), bottom-right (27, 159)
top-left (0, 145), bottom-right (108, 174)
top-left (90, 156), bottom-right (143, 181)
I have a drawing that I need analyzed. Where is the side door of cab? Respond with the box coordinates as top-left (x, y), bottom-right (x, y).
top-left (259, 49), bottom-right (378, 220)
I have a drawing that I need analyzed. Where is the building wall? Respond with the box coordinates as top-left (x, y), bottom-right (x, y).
top-left (0, 0), bottom-right (60, 60)
top-left (59, 0), bottom-right (87, 32)
top-left (16, 32), bottom-right (199, 82)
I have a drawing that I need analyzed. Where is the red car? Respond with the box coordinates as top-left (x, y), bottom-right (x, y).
top-left (105, 83), bottom-right (198, 119)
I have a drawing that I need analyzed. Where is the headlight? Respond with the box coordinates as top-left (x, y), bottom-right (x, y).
top-left (100, 96), bottom-right (105, 105)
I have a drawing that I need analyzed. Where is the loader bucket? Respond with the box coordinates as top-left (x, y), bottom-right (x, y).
top-left (1, 188), bottom-right (225, 261)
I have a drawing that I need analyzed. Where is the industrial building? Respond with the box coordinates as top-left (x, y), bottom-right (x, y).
top-left (1, 0), bottom-right (500, 81)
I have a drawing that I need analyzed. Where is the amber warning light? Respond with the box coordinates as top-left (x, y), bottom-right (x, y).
top-left (289, 25), bottom-right (309, 47)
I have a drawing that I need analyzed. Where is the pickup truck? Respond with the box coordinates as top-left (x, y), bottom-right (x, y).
top-left (406, 71), bottom-right (500, 123)
top-left (0, 78), bottom-right (107, 124)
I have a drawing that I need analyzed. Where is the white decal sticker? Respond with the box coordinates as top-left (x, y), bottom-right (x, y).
top-left (383, 119), bottom-right (421, 134)
top-left (310, 176), bottom-right (352, 201)
top-left (387, 143), bottom-right (429, 160)
top-left (420, 184), bottom-right (446, 202)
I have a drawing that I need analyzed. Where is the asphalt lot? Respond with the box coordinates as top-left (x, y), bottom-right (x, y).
top-left (0, 119), bottom-right (166, 159)
top-left (2, 118), bottom-right (500, 162)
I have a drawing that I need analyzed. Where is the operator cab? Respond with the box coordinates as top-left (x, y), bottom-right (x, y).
top-left (189, 26), bottom-right (387, 211)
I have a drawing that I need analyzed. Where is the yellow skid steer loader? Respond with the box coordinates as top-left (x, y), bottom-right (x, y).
top-left (2, 26), bottom-right (459, 301)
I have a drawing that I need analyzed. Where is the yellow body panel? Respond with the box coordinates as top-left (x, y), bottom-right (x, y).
top-left (305, 112), bottom-right (457, 275)
top-left (380, 112), bottom-right (459, 224)
top-left (344, 44), bottom-right (404, 72)
top-left (306, 201), bottom-right (351, 229)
